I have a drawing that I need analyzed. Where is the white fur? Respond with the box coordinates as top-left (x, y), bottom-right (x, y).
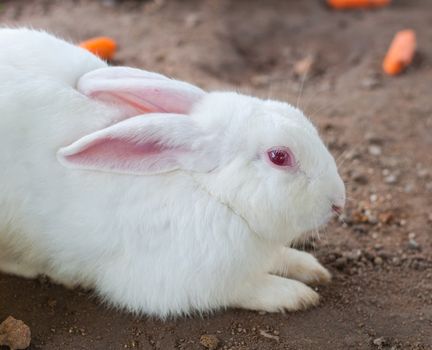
top-left (0, 28), bottom-right (345, 317)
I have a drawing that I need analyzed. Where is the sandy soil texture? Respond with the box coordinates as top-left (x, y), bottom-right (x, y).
top-left (0, 0), bottom-right (431, 349)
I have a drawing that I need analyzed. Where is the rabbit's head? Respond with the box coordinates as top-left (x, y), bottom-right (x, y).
top-left (58, 66), bottom-right (345, 245)
top-left (191, 93), bottom-right (345, 243)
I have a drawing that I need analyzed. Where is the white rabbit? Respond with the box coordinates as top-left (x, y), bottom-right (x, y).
top-left (0, 28), bottom-right (345, 317)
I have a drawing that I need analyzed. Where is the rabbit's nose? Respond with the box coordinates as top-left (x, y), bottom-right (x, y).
top-left (331, 194), bottom-right (345, 215)
top-left (330, 175), bottom-right (346, 215)
top-left (331, 204), bottom-right (344, 215)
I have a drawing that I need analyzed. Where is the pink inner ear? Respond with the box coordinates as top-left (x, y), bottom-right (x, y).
top-left (64, 137), bottom-right (183, 173)
top-left (92, 92), bottom-right (156, 113)
top-left (78, 67), bottom-right (206, 117)
top-left (58, 113), bottom-right (219, 175)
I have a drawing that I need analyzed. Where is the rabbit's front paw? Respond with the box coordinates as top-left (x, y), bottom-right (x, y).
top-left (271, 247), bottom-right (331, 286)
top-left (235, 275), bottom-right (319, 313)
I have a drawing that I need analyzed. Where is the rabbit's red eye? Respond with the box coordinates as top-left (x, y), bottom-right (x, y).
top-left (267, 147), bottom-right (295, 168)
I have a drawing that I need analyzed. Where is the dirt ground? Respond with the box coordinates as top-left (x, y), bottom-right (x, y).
top-left (0, 0), bottom-right (431, 349)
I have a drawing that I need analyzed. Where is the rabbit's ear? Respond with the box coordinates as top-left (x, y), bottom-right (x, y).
top-left (78, 67), bottom-right (206, 116)
top-left (57, 114), bottom-right (219, 175)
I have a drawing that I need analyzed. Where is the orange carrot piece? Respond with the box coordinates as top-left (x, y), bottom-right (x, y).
top-left (79, 37), bottom-right (117, 61)
top-left (327, 0), bottom-right (391, 9)
top-left (382, 30), bottom-right (416, 76)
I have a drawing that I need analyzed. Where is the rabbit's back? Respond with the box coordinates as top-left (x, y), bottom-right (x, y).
top-left (0, 28), bottom-right (105, 85)
top-left (0, 28), bottom-right (111, 167)
top-left (0, 38), bottom-right (119, 282)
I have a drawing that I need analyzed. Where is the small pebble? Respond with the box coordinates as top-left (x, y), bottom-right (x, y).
top-left (392, 257), bottom-right (401, 266)
top-left (259, 330), bottom-right (280, 342)
top-left (200, 334), bottom-right (220, 350)
top-left (373, 337), bottom-right (388, 347)
top-left (293, 55), bottom-right (315, 76)
top-left (185, 13), bottom-right (201, 28)
top-left (368, 145), bottom-right (382, 156)
top-left (384, 174), bottom-right (398, 184)
top-left (345, 250), bottom-right (362, 261)
top-left (0, 316), bottom-right (31, 350)
top-left (374, 256), bottom-right (383, 265)
top-left (408, 239), bottom-right (421, 251)
top-left (378, 212), bottom-right (394, 224)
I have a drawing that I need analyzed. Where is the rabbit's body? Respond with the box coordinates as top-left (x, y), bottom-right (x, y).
top-left (0, 62), bottom-right (269, 314)
top-left (0, 29), bottom-right (345, 316)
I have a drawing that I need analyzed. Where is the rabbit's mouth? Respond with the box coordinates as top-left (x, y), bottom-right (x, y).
top-left (288, 210), bottom-right (334, 246)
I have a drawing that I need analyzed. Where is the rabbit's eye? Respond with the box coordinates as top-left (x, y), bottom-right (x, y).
top-left (267, 147), bottom-right (296, 168)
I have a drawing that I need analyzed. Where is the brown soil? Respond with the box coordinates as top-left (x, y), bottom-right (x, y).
top-left (1, 0), bottom-right (431, 349)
